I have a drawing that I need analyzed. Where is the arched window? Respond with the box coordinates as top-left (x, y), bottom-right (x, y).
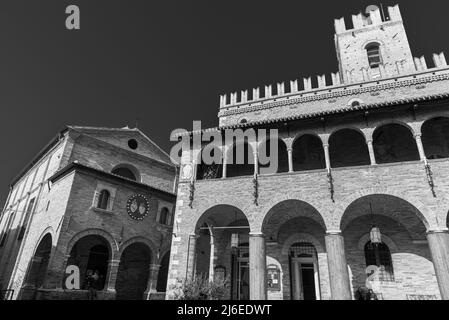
top-left (373, 124), bottom-right (419, 164)
top-left (159, 207), bottom-right (169, 225)
top-left (422, 117), bottom-right (449, 159)
top-left (366, 43), bottom-right (382, 68)
top-left (364, 241), bottom-right (394, 282)
top-left (292, 135), bottom-right (326, 172)
top-left (329, 129), bottom-right (370, 168)
top-left (97, 190), bottom-right (110, 210)
top-left (112, 166), bottom-right (138, 181)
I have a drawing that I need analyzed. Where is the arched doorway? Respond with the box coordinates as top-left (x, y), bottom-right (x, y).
top-left (115, 242), bottom-right (152, 300)
top-left (21, 233), bottom-right (52, 298)
top-left (262, 199), bottom-right (328, 300)
top-left (289, 242), bottom-right (320, 300)
top-left (194, 205), bottom-right (250, 300)
top-left (157, 251), bottom-right (170, 293)
top-left (65, 235), bottom-right (110, 291)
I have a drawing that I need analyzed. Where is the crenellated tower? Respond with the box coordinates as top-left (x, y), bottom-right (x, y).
top-left (334, 5), bottom-right (415, 83)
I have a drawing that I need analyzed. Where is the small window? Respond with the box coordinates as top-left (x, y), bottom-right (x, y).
top-left (159, 207), bottom-right (170, 225)
top-left (366, 43), bottom-right (382, 68)
top-left (128, 139), bottom-right (138, 150)
top-left (364, 241), bottom-right (394, 282)
top-left (97, 190), bottom-right (110, 210)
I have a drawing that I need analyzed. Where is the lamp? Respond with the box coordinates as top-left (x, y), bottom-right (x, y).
top-left (369, 202), bottom-right (382, 244)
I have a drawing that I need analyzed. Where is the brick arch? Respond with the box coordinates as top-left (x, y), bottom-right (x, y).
top-left (331, 187), bottom-right (434, 231)
top-left (118, 236), bottom-right (158, 264)
top-left (328, 126), bottom-right (368, 140)
top-left (281, 233), bottom-right (325, 254)
top-left (291, 132), bottom-right (323, 146)
top-left (66, 228), bottom-right (119, 260)
top-left (419, 113), bottom-right (449, 131)
top-left (257, 135), bottom-right (288, 150)
top-left (372, 119), bottom-right (417, 136)
top-left (32, 227), bottom-right (55, 256)
top-left (255, 193), bottom-right (331, 233)
top-left (190, 202), bottom-right (252, 234)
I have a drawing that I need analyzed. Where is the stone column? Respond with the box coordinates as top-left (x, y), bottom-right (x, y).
top-left (253, 151), bottom-right (259, 176)
top-left (427, 230), bottom-right (449, 300)
top-left (287, 148), bottom-right (293, 173)
top-left (249, 232), bottom-right (266, 300)
top-left (323, 144), bottom-right (331, 171)
top-left (366, 139), bottom-right (377, 165)
top-left (186, 234), bottom-right (198, 280)
top-left (325, 231), bottom-right (352, 300)
top-left (414, 133), bottom-right (427, 162)
top-left (105, 259), bottom-right (120, 293)
top-left (144, 264), bottom-right (161, 300)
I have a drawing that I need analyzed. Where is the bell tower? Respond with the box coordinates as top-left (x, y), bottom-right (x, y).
top-left (334, 4), bottom-right (416, 83)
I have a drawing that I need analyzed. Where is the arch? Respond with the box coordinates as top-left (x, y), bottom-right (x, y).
top-left (193, 204), bottom-right (251, 235)
top-left (119, 236), bottom-right (157, 263)
top-left (373, 123), bottom-right (420, 164)
top-left (258, 138), bottom-right (289, 174)
top-left (226, 140), bottom-right (255, 178)
top-left (421, 117), bottom-right (449, 159)
top-left (66, 229), bottom-right (118, 259)
top-left (23, 233), bottom-right (53, 289)
top-left (116, 242), bottom-right (152, 300)
top-left (292, 134), bottom-right (326, 172)
top-left (281, 233), bottom-right (325, 255)
top-left (329, 129), bottom-right (370, 168)
top-left (65, 234), bottom-right (111, 290)
top-left (111, 163), bottom-right (140, 182)
top-left (336, 191), bottom-right (432, 232)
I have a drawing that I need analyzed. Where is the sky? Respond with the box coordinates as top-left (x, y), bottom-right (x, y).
top-left (1, 0), bottom-right (449, 204)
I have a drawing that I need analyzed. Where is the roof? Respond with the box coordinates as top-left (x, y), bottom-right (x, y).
top-left (49, 161), bottom-right (176, 199)
top-left (175, 93), bottom-right (449, 137)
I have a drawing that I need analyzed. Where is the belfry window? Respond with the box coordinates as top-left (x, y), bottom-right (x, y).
top-left (364, 241), bottom-right (394, 282)
top-left (366, 43), bottom-right (382, 68)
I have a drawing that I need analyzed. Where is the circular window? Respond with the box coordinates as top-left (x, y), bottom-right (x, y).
top-left (128, 139), bottom-right (138, 150)
top-left (240, 118), bottom-right (248, 124)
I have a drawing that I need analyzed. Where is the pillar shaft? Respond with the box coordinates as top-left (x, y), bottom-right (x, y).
top-left (415, 134), bottom-right (427, 161)
top-left (325, 232), bottom-right (352, 300)
top-left (323, 144), bottom-right (331, 171)
top-left (427, 231), bottom-right (449, 300)
top-left (253, 151), bottom-right (259, 176)
top-left (249, 233), bottom-right (266, 300)
top-left (209, 236), bottom-right (215, 282)
top-left (186, 234), bottom-right (197, 280)
top-left (287, 148), bottom-right (293, 173)
top-left (222, 146), bottom-right (228, 179)
top-left (366, 139), bottom-right (377, 165)
top-left (144, 264), bottom-right (161, 299)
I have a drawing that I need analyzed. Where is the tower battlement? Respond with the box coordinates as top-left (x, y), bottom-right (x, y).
top-left (334, 5), bottom-right (402, 34)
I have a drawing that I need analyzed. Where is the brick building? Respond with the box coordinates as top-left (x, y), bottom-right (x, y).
top-left (0, 126), bottom-right (177, 300)
top-left (168, 5), bottom-right (449, 300)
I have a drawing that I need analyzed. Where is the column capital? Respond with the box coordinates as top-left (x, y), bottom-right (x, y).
top-left (249, 232), bottom-right (265, 238)
top-left (414, 133), bottom-right (422, 139)
top-left (365, 139), bottom-right (373, 144)
top-left (326, 230), bottom-right (342, 235)
top-left (427, 228), bottom-right (449, 235)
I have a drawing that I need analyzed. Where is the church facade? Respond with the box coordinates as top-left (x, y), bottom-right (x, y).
top-left (167, 5), bottom-right (449, 300)
top-left (0, 126), bottom-right (177, 300)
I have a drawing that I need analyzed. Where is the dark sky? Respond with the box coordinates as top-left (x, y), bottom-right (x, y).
top-left (1, 0), bottom-right (448, 204)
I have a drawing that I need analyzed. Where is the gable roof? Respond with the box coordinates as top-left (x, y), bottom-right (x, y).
top-left (67, 125), bottom-right (176, 167)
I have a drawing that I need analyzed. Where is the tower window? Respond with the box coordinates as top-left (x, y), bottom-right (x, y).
top-left (97, 190), bottom-right (110, 210)
top-left (366, 43), bottom-right (382, 68)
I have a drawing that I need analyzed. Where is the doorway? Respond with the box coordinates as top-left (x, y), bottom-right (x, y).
top-left (289, 243), bottom-right (320, 300)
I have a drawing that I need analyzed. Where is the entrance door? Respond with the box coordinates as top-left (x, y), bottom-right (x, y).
top-left (289, 242), bottom-right (320, 301)
top-left (291, 260), bottom-right (320, 300)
